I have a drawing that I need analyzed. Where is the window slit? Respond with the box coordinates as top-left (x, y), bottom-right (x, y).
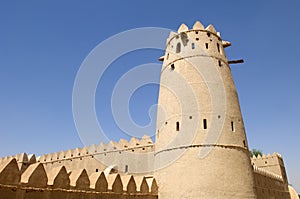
top-left (203, 119), bottom-right (207, 129)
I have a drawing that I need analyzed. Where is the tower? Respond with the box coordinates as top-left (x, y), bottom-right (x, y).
top-left (154, 21), bottom-right (257, 198)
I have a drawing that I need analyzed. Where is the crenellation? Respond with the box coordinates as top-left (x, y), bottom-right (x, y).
top-left (253, 165), bottom-right (283, 182)
top-left (88, 144), bottom-right (97, 154)
top-left (27, 154), bottom-right (36, 164)
top-left (69, 169), bottom-right (90, 190)
top-left (21, 163), bottom-right (47, 187)
top-left (47, 166), bottom-right (70, 188)
top-left (0, 157), bottom-right (158, 198)
top-left (0, 158), bottom-right (20, 185)
top-left (120, 175), bottom-right (136, 193)
top-left (129, 137), bottom-right (140, 148)
top-left (107, 173), bottom-right (122, 193)
top-left (177, 23), bottom-right (189, 33)
top-left (192, 21), bottom-right (204, 30)
top-left (205, 24), bottom-right (217, 34)
top-left (89, 171), bottom-right (108, 191)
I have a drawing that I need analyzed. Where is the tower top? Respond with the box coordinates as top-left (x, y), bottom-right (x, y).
top-left (176, 21), bottom-right (218, 35)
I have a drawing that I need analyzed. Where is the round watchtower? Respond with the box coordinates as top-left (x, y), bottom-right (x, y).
top-left (154, 21), bottom-right (257, 198)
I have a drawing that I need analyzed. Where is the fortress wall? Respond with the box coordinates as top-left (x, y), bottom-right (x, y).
top-left (251, 153), bottom-right (288, 183)
top-left (0, 158), bottom-right (158, 199)
top-left (29, 135), bottom-right (155, 175)
top-left (253, 165), bottom-right (291, 199)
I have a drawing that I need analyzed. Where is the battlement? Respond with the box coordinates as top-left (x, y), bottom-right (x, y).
top-left (251, 152), bottom-right (288, 183)
top-left (252, 165), bottom-right (283, 182)
top-left (161, 20), bottom-right (232, 79)
top-left (0, 135), bottom-right (155, 176)
top-left (31, 135), bottom-right (154, 164)
top-left (0, 158), bottom-right (158, 198)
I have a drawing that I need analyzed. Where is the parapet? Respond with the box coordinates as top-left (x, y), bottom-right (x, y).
top-left (251, 152), bottom-right (288, 182)
top-left (0, 157), bottom-right (158, 197)
top-left (32, 135), bottom-right (154, 164)
top-left (252, 165), bottom-right (283, 182)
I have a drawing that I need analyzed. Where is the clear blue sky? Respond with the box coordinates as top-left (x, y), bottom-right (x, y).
top-left (0, 0), bottom-right (299, 192)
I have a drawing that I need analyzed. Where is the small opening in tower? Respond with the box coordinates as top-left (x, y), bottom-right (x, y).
top-left (176, 42), bottom-right (181, 53)
top-left (205, 43), bottom-right (208, 49)
top-left (96, 169), bottom-right (99, 172)
top-left (189, 116), bottom-right (192, 119)
top-left (171, 64), bottom-right (175, 70)
top-left (231, 121), bottom-right (235, 132)
top-left (217, 43), bottom-right (220, 53)
top-left (191, 43), bottom-right (195, 49)
top-left (196, 38), bottom-right (199, 41)
top-left (207, 32), bottom-right (211, 37)
top-left (195, 31), bottom-right (198, 34)
top-left (243, 140), bottom-right (246, 147)
top-left (218, 60), bottom-right (222, 67)
top-left (166, 53), bottom-right (169, 60)
top-left (203, 119), bottom-right (207, 129)
top-left (125, 165), bottom-right (128, 173)
top-left (176, 122), bottom-right (180, 131)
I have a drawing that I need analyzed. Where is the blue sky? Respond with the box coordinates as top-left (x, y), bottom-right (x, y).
top-left (0, 0), bottom-right (299, 192)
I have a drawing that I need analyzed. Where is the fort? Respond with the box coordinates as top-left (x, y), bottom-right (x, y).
top-left (0, 20), bottom-right (299, 199)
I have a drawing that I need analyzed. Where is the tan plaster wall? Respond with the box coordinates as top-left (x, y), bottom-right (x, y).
top-left (253, 171), bottom-right (290, 199)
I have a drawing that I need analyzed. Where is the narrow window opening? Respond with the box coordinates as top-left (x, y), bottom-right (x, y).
top-left (207, 32), bottom-right (211, 37)
top-left (189, 116), bottom-right (192, 119)
top-left (218, 60), bottom-right (222, 67)
top-left (203, 119), bottom-right (207, 129)
top-left (142, 148), bottom-right (145, 150)
top-left (195, 31), bottom-right (198, 34)
top-left (171, 64), bottom-right (175, 70)
top-left (176, 122), bottom-right (180, 131)
top-left (176, 42), bottom-right (181, 53)
top-left (191, 43), bottom-right (195, 49)
top-left (217, 43), bottom-right (220, 52)
top-left (125, 165), bottom-right (128, 173)
top-left (96, 169), bottom-right (99, 172)
top-left (243, 140), bottom-right (246, 147)
top-left (166, 53), bottom-right (169, 60)
top-left (165, 121), bottom-right (168, 125)
top-left (196, 38), bottom-right (199, 41)
top-left (205, 43), bottom-right (208, 49)
top-left (231, 121), bottom-right (235, 132)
